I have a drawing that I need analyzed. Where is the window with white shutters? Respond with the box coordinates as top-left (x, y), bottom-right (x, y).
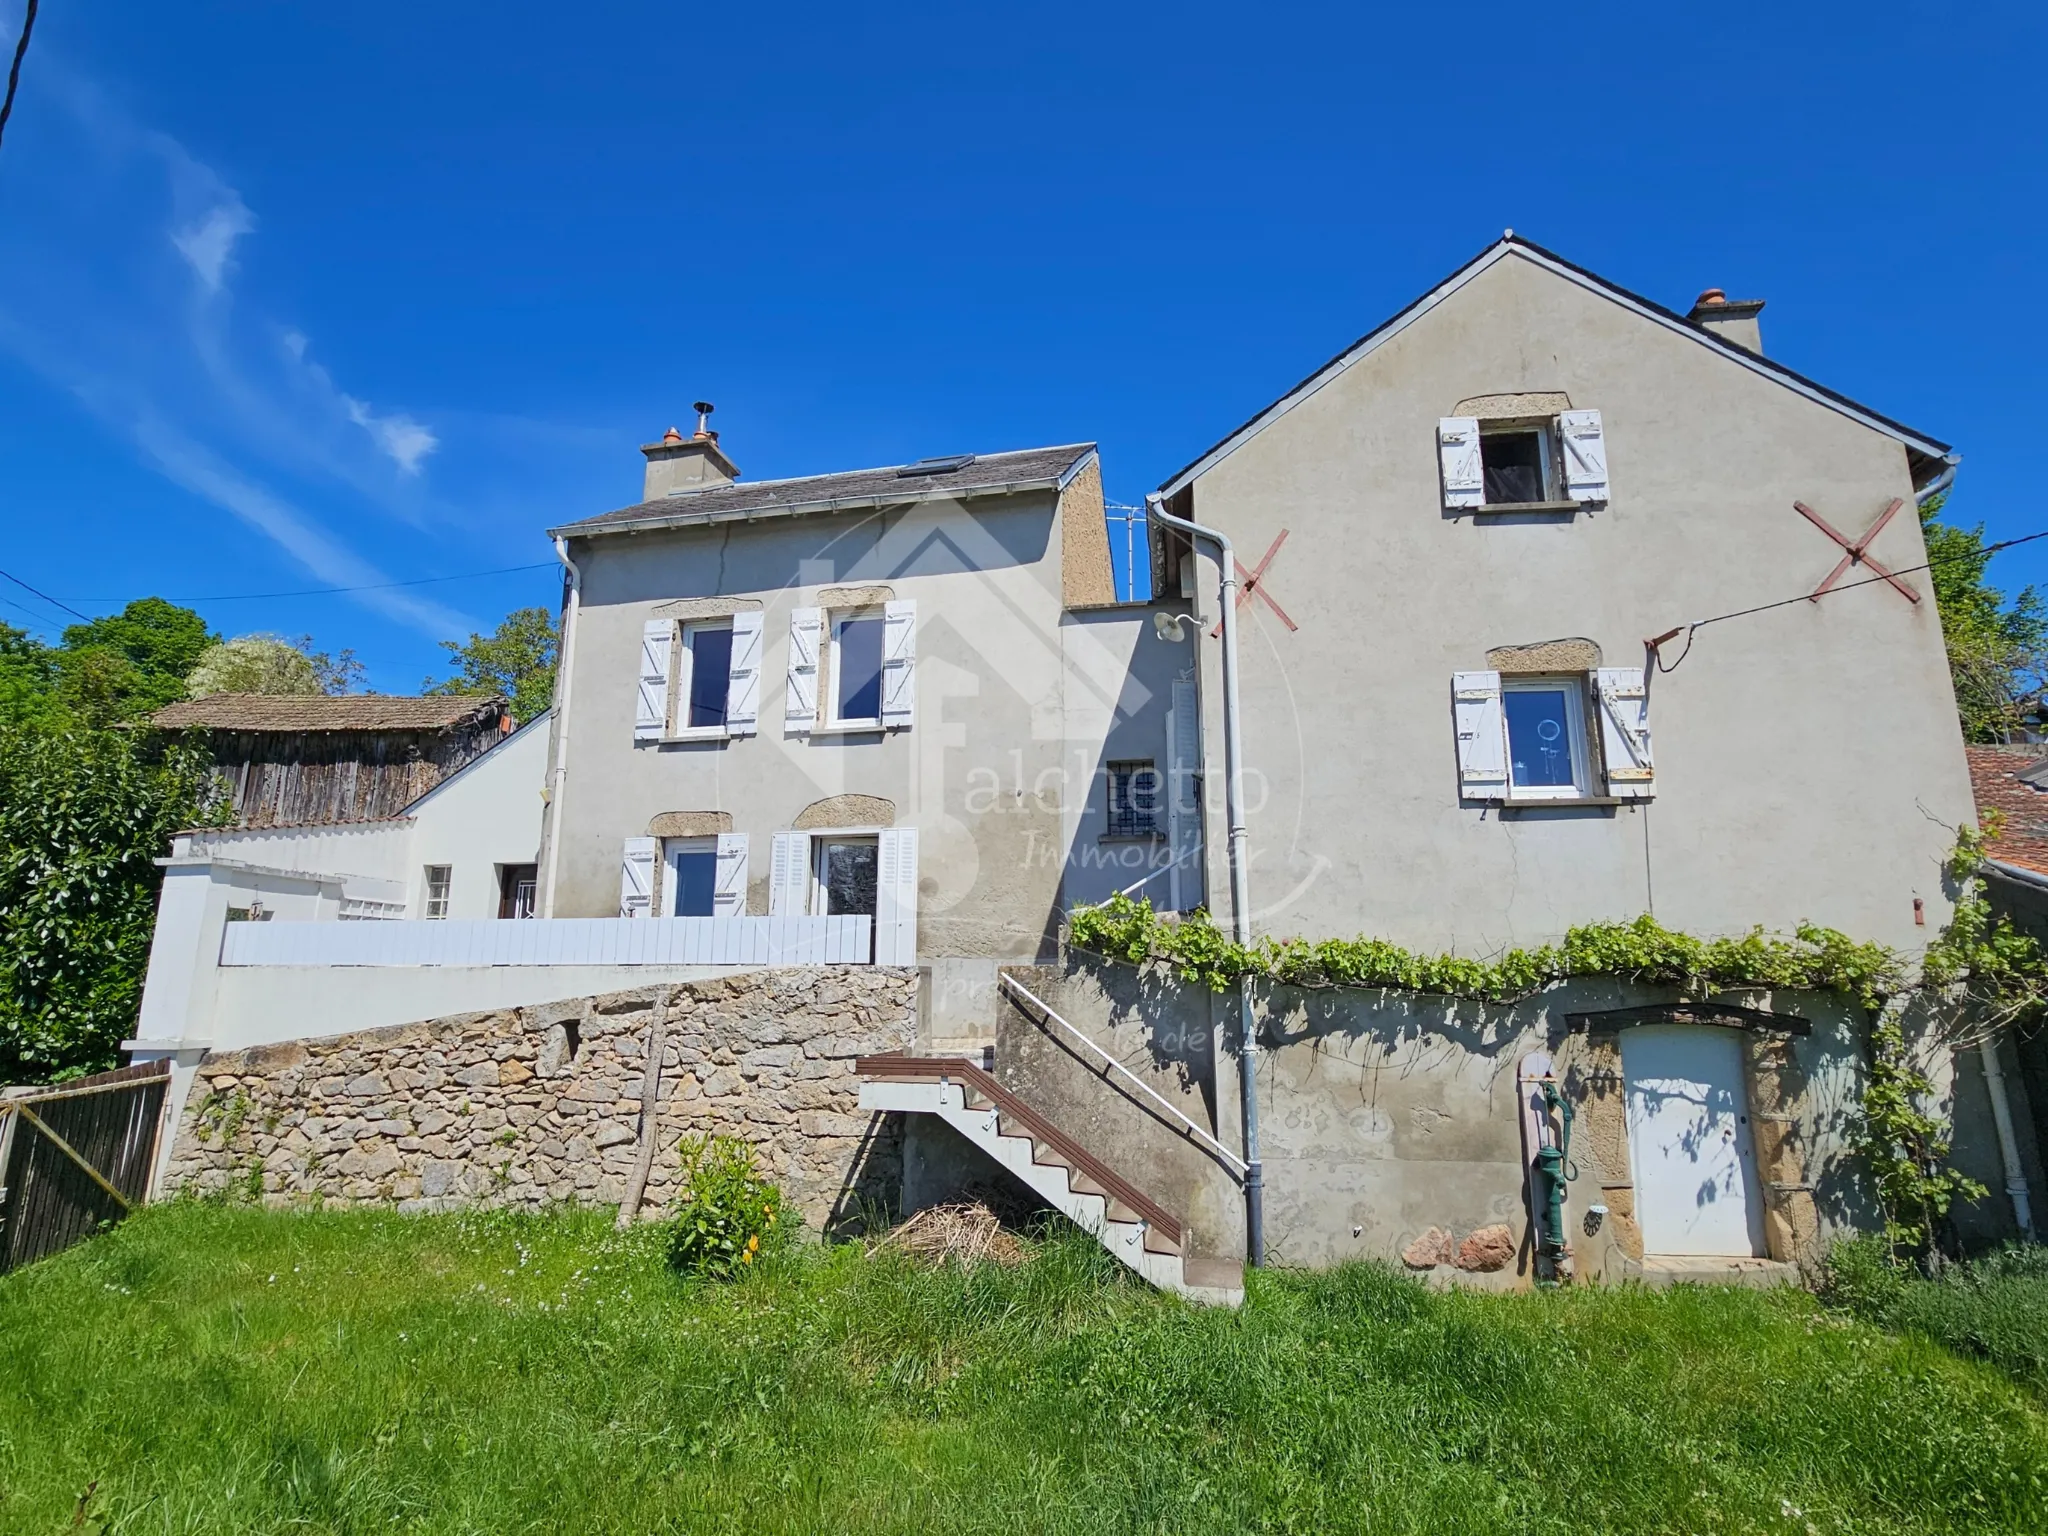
top-left (880, 599), bottom-right (916, 729)
top-left (1451, 671), bottom-right (1508, 801)
top-left (768, 831), bottom-right (809, 916)
top-left (875, 827), bottom-right (918, 965)
top-left (1593, 666), bottom-right (1654, 798)
top-left (785, 608), bottom-right (821, 734)
top-left (1560, 410), bottom-right (1609, 503)
top-left (713, 832), bottom-right (750, 915)
top-left (1438, 417), bottom-right (1483, 510)
top-left (635, 621), bottom-right (674, 741)
top-left (725, 611), bottom-right (762, 735)
top-left (619, 836), bottom-right (657, 918)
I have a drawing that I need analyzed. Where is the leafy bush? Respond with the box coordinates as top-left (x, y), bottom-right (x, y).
top-left (0, 723), bottom-right (225, 1080)
top-left (1825, 1235), bottom-right (2048, 1397)
top-left (662, 1134), bottom-right (784, 1279)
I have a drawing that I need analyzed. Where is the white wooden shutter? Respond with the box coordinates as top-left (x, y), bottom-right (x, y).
top-left (713, 832), bottom-right (749, 916)
top-left (768, 831), bottom-right (809, 916)
top-left (1438, 417), bottom-right (1483, 510)
top-left (875, 827), bottom-right (919, 964)
top-left (785, 607), bottom-right (820, 734)
top-left (725, 611), bottom-right (762, 735)
top-left (1594, 667), bottom-right (1654, 798)
top-left (618, 836), bottom-right (657, 918)
top-left (880, 599), bottom-right (916, 728)
top-left (1560, 409), bottom-right (1609, 504)
top-left (635, 620), bottom-right (674, 741)
top-left (1167, 677), bottom-right (1203, 911)
top-left (1452, 671), bottom-right (1508, 801)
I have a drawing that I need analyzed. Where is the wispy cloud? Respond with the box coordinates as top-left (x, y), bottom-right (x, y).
top-left (0, 63), bottom-right (468, 641)
top-left (170, 197), bottom-right (254, 293)
top-left (344, 395), bottom-right (439, 474)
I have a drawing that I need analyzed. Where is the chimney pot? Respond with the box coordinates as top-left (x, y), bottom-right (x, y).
top-left (640, 403), bottom-right (739, 499)
top-left (1687, 287), bottom-right (1766, 354)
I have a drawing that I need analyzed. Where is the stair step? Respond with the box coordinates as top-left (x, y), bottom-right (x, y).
top-left (1104, 1196), bottom-right (1143, 1225)
top-left (1143, 1226), bottom-right (1182, 1257)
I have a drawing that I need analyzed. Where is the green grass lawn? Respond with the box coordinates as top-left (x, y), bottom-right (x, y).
top-left (1, 1205), bottom-right (2044, 1534)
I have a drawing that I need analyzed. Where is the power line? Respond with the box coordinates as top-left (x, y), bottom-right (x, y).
top-left (0, 0), bottom-right (37, 156)
top-left (130, 561), bottom-right (560, 604)
top-left (0, 565), bottom-right (91, 623)
top-left (1652, 528), bottom-right (2048, 673)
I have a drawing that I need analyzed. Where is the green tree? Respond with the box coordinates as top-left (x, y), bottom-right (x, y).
top-left (185, 633), bottom-right (363, 697)
top-left (0, 621), bottom-right (58, 727)
top-left (427, 606), bottom-right (558, 724)
top-left (54, 598), bottom-right (217, 724)
top-left (0, 723), bottom-right (226, 1081)
top-left (1921, 494), bottom-right (2048, 741)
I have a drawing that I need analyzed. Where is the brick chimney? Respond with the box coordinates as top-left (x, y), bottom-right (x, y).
top-left (640, 401), bottom-right (740, 500)
top-left (1687, 287), bottom-right (1766, 355)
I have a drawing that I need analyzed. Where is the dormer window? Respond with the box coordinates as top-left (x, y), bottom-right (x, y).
top-left (1439, 410), bottom-right (1608, 511)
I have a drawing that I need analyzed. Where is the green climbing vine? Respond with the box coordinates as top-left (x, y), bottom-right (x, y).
top-left (1068, 820), bottom-right (2048, 1255)
top-left (1068, 896), bottom-right (1903, 1009)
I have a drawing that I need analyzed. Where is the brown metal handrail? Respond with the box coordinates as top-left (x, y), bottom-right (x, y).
top-left (856, 1052), bottom-right (1182, 1246)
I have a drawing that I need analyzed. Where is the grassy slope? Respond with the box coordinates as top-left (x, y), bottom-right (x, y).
top-left (0, 1206), bottom-right (2043, 1535)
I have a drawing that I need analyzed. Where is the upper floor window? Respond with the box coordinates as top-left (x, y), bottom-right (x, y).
top-left (1439, 410), bottom-right (1607, 511)
top-left (634, 611), bottom-right (762, 743)
top-left (831, 612), bottom-right (886, 726)
top-left (422, 864), bottom-right (453, 919)
top-left (1452, 667), bottom-right (1653, 805)
top-left (786, 599), bottom-right (916, 735)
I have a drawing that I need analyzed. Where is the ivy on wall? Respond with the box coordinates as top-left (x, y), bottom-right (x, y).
top-left (1067, 823), bottom-right (2048, 1255)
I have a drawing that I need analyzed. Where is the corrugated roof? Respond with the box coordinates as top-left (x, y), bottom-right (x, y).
top-left (152, 693), bottom-right (507, 734)
top-left (1964, 744), bottom-right (2048, 877)
top-left (551, 443), bottom-right (1096, 539)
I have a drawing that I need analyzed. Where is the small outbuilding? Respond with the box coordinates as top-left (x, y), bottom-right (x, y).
top-left (151, 693), bottom-right (512, 827)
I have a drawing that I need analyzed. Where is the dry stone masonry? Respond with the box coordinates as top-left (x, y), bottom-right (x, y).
top-left (164, 967), bottom-right (916, 1226)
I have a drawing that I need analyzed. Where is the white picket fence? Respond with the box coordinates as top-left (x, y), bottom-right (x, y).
top-left (219, 915), bottom-right (875, 968)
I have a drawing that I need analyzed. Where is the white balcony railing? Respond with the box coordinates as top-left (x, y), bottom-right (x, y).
top-left (219, 915), bottom-right (874, 968)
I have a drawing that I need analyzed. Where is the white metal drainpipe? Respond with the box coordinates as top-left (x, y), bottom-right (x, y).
top-left (1980, 1036), bottom-right (2036, 1240)
top-left (1146, 493), bottom-right (1264, 1267)
top-left (540, 535), bottom-right (583, 919)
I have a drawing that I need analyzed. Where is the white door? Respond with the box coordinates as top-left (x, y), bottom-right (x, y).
top-left (1622, 1026), bottom-right (1766, 1257)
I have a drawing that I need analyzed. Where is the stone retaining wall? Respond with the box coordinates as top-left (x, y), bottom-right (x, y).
top-left (162, 967), bottom-right (916, 1226)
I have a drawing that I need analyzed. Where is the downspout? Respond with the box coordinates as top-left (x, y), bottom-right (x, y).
top-left (1913, 454), bottom-right (1960, 508)
top-left (540, 534), bottom-right (582, 919)
top-left (1979, 1036), bottom-right (2036, 1240)
top-left (1146, 493), bottom-right (1264, 1268)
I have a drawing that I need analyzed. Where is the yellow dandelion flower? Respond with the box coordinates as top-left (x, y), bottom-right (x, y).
top-left (741, 1249), bottom-right (753, 1264)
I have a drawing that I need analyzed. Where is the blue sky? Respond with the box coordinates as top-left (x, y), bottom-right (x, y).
top-left (1, 2), bottom-right (2042, 690)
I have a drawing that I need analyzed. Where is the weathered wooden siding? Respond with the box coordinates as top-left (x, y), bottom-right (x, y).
top-left (209, 719), bottom-right (506, 826)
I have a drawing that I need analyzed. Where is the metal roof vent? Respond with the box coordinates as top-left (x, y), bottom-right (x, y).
top-left (898, 453), bottom-right (977, 477)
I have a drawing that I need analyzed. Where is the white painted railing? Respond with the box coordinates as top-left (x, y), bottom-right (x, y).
top-left (220, 915), bottom-right (875, 968)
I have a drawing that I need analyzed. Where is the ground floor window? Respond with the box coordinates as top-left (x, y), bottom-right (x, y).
top-left (812, 835), bottom-right (879, 917)
top-left (1503, 677), bottom-right (1591, 799)
top-left (422, 865), bottom-right (453, 919)
top-left (665, 838), bottom-right (718, 917)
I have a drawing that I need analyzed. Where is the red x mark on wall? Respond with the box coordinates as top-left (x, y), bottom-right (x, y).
top-left (1209, 529), bottom-right (1301, 638)
top-left (1795, 497), bottom-right (1920, 605)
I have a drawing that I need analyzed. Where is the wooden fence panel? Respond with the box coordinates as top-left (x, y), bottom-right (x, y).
top-left (0, 1064), bottom-right (169, 1276)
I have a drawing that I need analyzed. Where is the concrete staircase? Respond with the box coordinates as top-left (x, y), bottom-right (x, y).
top-left (857, 1053), bottom-right (1243, 1306)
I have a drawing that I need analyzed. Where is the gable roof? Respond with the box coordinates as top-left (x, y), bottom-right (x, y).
top-left (152, 693), bottom-right (508, 734)
top-left (1156, 235), bottom-right (1954, 499)
top-left (551, 443), bottom-right (1098, 540)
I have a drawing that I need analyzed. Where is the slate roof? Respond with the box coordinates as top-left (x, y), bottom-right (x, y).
top-left (550, 443), bottom-right (1096, 539)
top-left (152, 693), bottom-right (507, 734)
top-left (1964, 744), bottom-right (2048, 877)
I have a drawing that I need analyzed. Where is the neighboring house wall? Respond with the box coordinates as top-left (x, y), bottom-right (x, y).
top-left (405, 714), bottom-right (550, 918)
top-left (1170, 247), bottom-right (1971, 957)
